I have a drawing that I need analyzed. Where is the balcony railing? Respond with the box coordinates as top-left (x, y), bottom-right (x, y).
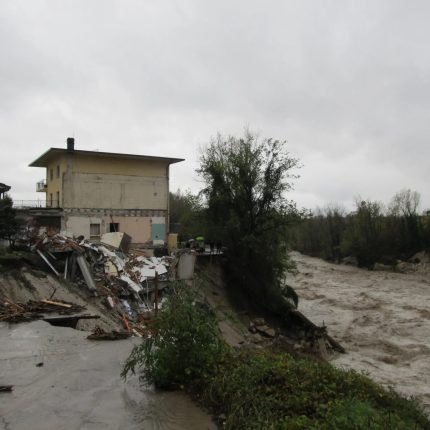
top-left (13, 200), bottom-right (60, 209)
top-left (36, 180), bottom-right (47, 192)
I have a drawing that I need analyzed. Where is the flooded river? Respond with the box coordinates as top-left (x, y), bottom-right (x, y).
top-left (289, 251), bottom-right (430, 413)
top-left (0, 321), bottom-right (216, 430)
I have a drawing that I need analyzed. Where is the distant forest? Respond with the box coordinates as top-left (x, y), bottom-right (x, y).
top-left (288, 189), bottom-right (430, 268)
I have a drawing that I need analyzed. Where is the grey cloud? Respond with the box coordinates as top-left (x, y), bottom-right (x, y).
top-left (1, 0), bottom-right (429, 211)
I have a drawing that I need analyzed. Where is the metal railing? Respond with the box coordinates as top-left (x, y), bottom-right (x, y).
top-left (13, 200), bottom-right (61, 209)
top-left (36, 180), bottom-right (47, 192)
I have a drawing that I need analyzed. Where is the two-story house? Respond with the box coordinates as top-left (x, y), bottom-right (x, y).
top-left (29, 138), bottom-right (184, 244)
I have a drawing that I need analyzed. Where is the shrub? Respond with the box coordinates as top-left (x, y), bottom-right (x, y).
top-left (206, 351), bottom-right (430, 430)
top-left (121, 283), bottom-right (227, 389)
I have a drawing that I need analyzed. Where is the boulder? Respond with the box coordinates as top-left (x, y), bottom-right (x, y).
top-left (253, 317), bottom-right (266, 327)
top-left (256, 325), bottom-right (276, 338)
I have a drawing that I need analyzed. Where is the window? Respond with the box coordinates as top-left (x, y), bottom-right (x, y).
top-left (56, 165), bottom-right (60, 178)
top-left (109, 223), bottom-right (119, 232)
top-left (49, 193), bottom-right (53, 207)
top-left (56, 191), bottom-right (60, 207)
top-left (50, 169), bottom-right (53, 181)
top-left (90, 223), bottom-right (101, 238)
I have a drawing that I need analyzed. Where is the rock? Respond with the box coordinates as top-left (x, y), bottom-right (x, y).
top-left (395, 261), bottom-right (415, 273)
top-left (250, 333), bottom-right (264, 344)
top-left (248, 325), bottom-right (257, 334)
top-left (409, 251), bottom-right (430, 264)
top-left (256, 325), bottom-right (276, 338)
top-left (218, 413), bottom-right (227, 423)
top-left (342, 256), bottom-right (358, 266)
top-left (373, 262), bottom-right (392, 272)
top-left (253, 318), bottom-right (266, 327)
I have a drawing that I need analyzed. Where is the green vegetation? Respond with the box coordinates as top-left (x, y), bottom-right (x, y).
top-left (0, 195), bottom-right (18, 248)
top-left (198, 131), bottom-right (305, 316)
top-left (290, 190), bottom-right (430, 267)
top-left (121, 284), bottom-right (227, 388)
top-left (169, 189), bottom-right (206, 242)
top-left (123, 286), bottom-right (430, 430)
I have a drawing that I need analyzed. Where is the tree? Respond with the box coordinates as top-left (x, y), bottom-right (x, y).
top-left (389, 189), bottom-right (420, 217)
top-left (198, 131), bottom-right (304, 316)
top-left (169, 189), bottom-right (206, 241)
top-left (389, 189), bottom-right (422, 255)
top-left (0, 195), bottom-right (18, 247)
top-left (341, 199), bottom-right (385, 267)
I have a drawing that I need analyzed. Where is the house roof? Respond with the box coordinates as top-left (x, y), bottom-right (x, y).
top-left (29, 148), bottom-right (185, 167)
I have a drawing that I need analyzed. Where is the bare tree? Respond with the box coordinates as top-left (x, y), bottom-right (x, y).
top-left (389, 189), bottom-right (421, 217)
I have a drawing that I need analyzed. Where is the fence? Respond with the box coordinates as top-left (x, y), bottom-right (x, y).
top-left (13, 200), bottom-right (60, 209)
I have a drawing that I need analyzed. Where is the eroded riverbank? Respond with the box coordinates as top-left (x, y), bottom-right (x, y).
top-left (289, 251), bottom-right (430, 413)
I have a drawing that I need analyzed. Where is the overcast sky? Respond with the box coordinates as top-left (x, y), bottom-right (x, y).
top-left (1, 1), bottom-right (429, 212)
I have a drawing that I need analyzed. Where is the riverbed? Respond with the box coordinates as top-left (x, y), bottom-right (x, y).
top-left (289, 251), bottom-right (430, 413)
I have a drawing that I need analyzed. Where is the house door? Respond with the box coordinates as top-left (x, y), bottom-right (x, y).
top-left (151, 217), bottom-right (166, 242)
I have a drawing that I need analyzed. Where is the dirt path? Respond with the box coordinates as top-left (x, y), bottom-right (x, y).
top-left (289, 251), bottom-right (430, 412)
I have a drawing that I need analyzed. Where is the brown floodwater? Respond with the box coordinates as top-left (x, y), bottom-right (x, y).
top-left (0, 321), bottom-right (217, 430)
top-left (289, 251), bottom-right (430, 413)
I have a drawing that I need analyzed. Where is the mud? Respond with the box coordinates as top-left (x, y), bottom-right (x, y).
top-left (0, 320), bottom-right (216, 430)
top-left (289, 251), bottom-right (430, 412)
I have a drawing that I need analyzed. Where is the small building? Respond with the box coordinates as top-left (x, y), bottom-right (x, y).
top-left (29, 138), bottom-right (184, 244)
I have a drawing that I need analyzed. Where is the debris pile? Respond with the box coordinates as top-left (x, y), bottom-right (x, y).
top-left (1, 298), bottom-right (86, 323)
top-left (14, 232), bottom-right (195, 336)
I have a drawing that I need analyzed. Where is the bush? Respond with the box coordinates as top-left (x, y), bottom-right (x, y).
top-left (121, 283), bottom-right (227, 389)
top-left (206, 351), bottom-right (429, 430)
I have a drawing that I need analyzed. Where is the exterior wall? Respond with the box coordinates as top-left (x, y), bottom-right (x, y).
top-left (63, 210), bottom-right (165, 243)
top-left (62, 173), bottom-right (168, 210)
top-left (66, 215), bottom-right (102, 239)
top-left (46, 155), bottom-right (67, 207)
top-left (69, 153), bottom-right (167, 177)
top-left (106, 216), bottom-right (151, 243)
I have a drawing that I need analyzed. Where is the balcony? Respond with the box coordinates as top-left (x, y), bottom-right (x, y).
top-left (36, 180), bottom-right (47, 192)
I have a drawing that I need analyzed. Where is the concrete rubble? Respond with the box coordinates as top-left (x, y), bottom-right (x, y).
top-left (4, 230), bottom-right (196, 337)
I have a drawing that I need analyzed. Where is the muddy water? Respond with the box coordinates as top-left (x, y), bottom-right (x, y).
top-left (0, 321), bottom-right (216, 430)
top-left (289, 251), bottom-right (430, 413)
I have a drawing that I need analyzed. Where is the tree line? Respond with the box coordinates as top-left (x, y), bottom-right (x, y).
top-left (288, 189), bottom-right (430, 268)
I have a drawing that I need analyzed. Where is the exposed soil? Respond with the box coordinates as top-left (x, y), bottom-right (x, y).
top-left (0, 266), bottom-right (120, 331)
top-left (288, 251), bottom-right (430, 413)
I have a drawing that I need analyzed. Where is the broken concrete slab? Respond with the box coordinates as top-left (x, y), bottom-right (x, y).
top-left (177, 252), bottom-right (196, 280)
top-left (101, 232), bottom-right (131, 253)
top-left (76, 254), bottom-right (97, 292)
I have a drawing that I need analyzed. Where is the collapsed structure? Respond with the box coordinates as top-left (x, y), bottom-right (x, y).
top-left (28, 138), bottom-right (184, 245)
top-left (2, 230), bottom-right (196, 338)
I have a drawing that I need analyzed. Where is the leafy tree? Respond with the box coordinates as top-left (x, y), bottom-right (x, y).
top-left (341, 199), bottom-right (385, 267)
top-left (169, 189), bottom-right (206, 241)
top-left (198, 131), bottom-right (304, 316)
top-left (0, 195), bottom-right (18, 247)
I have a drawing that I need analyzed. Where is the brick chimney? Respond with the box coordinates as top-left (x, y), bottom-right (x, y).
top-left (67, 137), bottom-right (75, 152)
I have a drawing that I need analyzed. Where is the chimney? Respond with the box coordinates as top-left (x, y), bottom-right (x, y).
top-left (66, 137), bottom-right (75, 152)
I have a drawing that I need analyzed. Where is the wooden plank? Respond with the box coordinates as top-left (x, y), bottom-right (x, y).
top-left (41, 299), bottom-right (73, 309)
